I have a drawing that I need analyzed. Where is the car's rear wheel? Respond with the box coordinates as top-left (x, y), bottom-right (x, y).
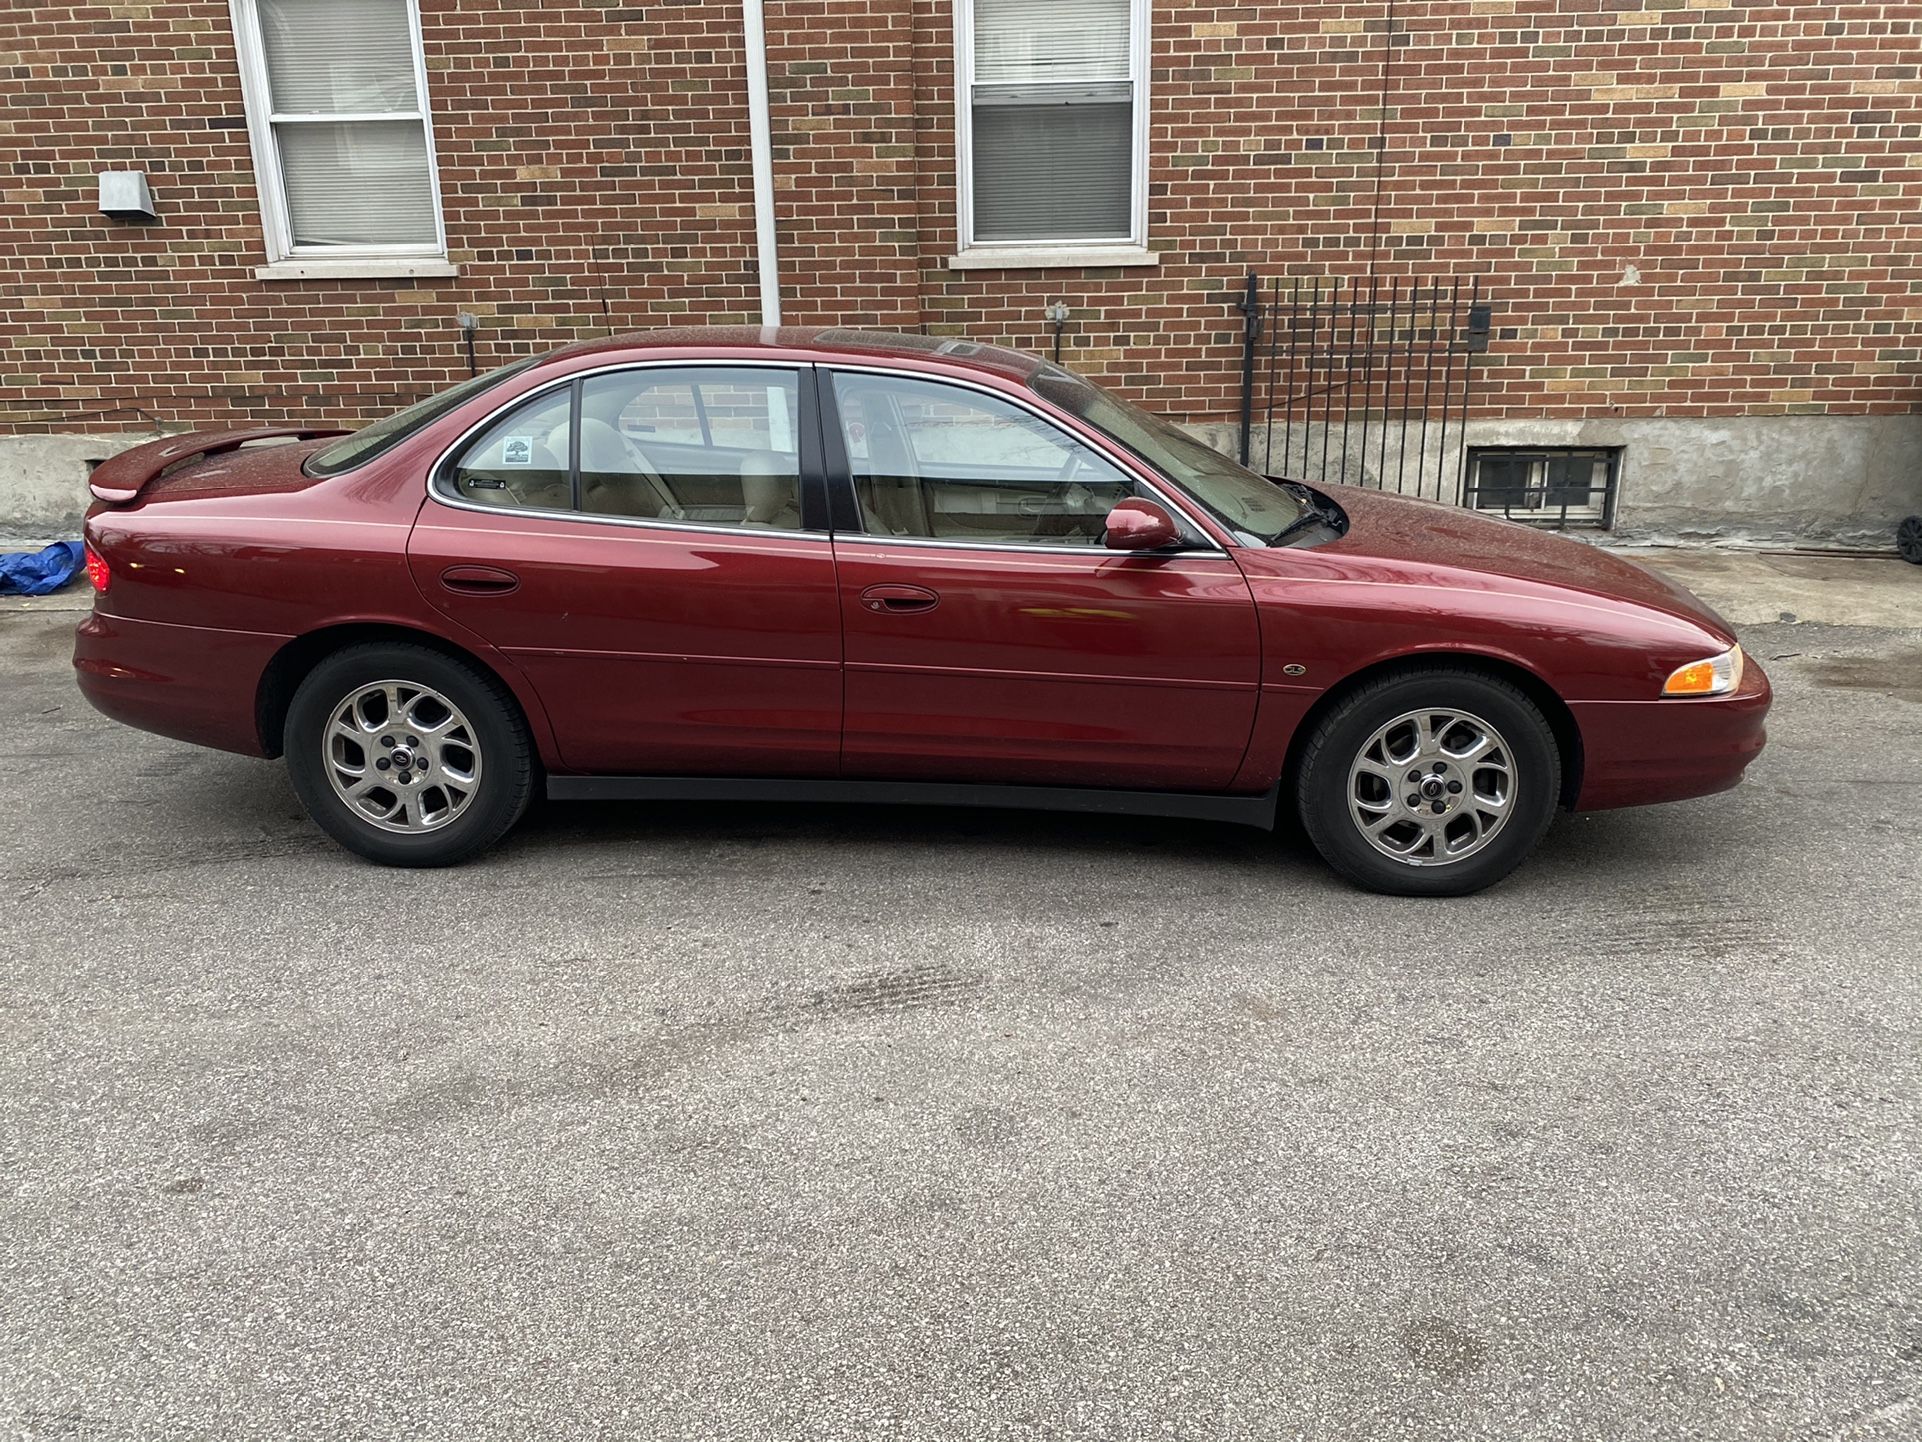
top-left (285, 643), bottom-right (534, 866)
top-left (1296, 667), bottom-right (1561, 897)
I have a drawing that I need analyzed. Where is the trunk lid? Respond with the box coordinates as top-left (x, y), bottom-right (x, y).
top-left (88, 427), bottom-right (348, 507)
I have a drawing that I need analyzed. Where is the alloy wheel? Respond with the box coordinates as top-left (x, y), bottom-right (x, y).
top-left (1347, 707), bottom-right (1516, 867)
top-left (323, 680), bottom-right (483, 834)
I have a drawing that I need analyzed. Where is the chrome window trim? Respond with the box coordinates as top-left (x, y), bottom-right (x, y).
top-left (821, 362), bottom-right (1230, 557)
top-left (423, 354), bottom-right (1230, 557)
top-left (424, 358), bottom-right (826, 540)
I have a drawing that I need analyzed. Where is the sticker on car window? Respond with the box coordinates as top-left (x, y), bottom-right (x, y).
top-left (502, 436), bottom-right (533, 466)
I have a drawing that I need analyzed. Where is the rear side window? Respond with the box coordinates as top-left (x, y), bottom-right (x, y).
top-left (446, 388), bottom-right (573, 511)
top-left (438, 366), bottom-right (805, 532)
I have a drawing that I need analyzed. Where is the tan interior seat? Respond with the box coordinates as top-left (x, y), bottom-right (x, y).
top-left (847, 396), bottom-right (929, 537)
top-left (555, 418), bottom-right (685, 520)
top-left (738, 450), bottom-right (801, 530)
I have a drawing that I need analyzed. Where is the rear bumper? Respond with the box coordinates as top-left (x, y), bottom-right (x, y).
top-left (1570, 660), bottom-right (1771, 811)
top-left (73, 611), bottom-right (283, 757)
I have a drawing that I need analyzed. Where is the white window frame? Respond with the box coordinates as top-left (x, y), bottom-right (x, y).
top-left (950, 0), bottom-right (1156, 271)
top-left (228, 0), bottom-right (456, 280)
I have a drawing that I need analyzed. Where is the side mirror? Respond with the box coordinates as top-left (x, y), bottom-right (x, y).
top-left (1103, 498), bottom-right (1182, 552)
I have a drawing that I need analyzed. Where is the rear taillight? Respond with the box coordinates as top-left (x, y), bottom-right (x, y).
top-left (84, 542), bottom-right (110, 593)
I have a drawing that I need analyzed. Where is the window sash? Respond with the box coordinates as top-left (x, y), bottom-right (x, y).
top-left (955, 0), bottom-right (1149, 251)
top-left (229, 0), bottom-right (447, 260)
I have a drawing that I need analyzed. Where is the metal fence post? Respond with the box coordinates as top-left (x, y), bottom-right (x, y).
top-left (1237, 271), bottom-right (1260, 466)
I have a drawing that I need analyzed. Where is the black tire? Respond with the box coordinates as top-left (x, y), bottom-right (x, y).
top-left (1296, 666), bottom-right (1562, 898)
top-left (285, 642), bottom-right (535, 867)
top-left (1898, 516), bottom-right (1922, 566)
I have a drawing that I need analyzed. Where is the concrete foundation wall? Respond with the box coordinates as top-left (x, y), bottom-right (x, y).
top-left (0, 432), bottom-right (154, 540)
top-left (1190, 413), bottom-right (1922, 550)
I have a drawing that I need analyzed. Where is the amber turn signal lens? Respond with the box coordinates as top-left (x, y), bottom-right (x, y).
top-left (1663, 644), bottom-right (1742, 697)
top-left (1664, 660), bottom-right (1717, 694)
top-left (84, 543), bottom-right (110, 594)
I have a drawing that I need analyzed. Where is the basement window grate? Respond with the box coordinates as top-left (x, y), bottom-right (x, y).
top-left (1463, 446), bottom-right (1621, 529)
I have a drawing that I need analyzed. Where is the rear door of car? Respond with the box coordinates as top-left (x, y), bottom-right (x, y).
top-left (820, 366), bottom-right (1262, 791)
top-left (407, 361), bottom-right (843, 776)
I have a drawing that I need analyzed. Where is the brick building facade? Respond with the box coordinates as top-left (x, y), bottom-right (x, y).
top-left (3, 1), bottom-right (1919, 542)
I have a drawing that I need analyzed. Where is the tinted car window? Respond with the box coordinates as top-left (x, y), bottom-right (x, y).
top-left (578, 368), bottom-right (802, 529)
top-left (447, 388), bottom-right (573, 511)
top-left (307, 358), bottom-right (537, 477)
top-left (831, 372), bottom-right (1135, 546)
top-left (1031, 365), bottom-right (1307, 545)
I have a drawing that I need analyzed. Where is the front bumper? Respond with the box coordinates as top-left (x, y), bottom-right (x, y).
top-left (73, 610), bottom-right (283, 757)
top-left (1569, 657), bottom-right (1772, 811)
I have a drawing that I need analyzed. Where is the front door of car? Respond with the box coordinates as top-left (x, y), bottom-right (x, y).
top-left (407, 362), bottom-right (842, 776)
top-left (822, 368), bottom-right (1262, 791)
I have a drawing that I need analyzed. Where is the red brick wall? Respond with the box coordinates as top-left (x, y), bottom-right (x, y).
top-left (0, 0), bottom-right (762, 431)
top-left (2, 1), bottom-right (1918, 434)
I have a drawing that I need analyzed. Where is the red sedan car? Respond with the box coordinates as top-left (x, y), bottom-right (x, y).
top-left (74, 327), bottom-right (1768, 895)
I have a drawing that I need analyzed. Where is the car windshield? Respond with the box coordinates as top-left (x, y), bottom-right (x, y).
top-left (1030, 364), bottom-right (1308, 545)
top-left (305, 359), bottom-right (539, 477)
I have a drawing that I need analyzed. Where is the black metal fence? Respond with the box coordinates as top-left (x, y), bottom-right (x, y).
top-left (1237, 273), bottom-right (1491, 504)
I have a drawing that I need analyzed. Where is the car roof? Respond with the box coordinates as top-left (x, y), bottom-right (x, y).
top-left (541, 325), bottom-right (1047, 384)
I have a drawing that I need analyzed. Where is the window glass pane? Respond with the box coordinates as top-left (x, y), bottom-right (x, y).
top-left (258, 0), bottom-right (419, 114)
top-left (617, 382), bottom-right (706, 447)
top-left (1544, 454), bottom-right (1598, 507)
top-left (276, 119), bottom-right (437, 247)
top-left (972, 101), bottom-right (1131, 242)
top-left (1472, 456), bottom-right (1536, 511)
top-left (832, 373), bottom-right (1135, 546)
top-left (308, 358), bottom-right (535, 476)
top-left (974, 0), bottom-right (1130, 85)
top-left (580, 369), bottom-right (802, 529)
top-left (1032, 367), bottom-right (1306, 544)
top-left (447, 388), bottom-right (573, 511)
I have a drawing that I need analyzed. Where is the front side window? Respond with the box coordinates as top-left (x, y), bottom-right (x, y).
top-left (1032, 366), bottom-right (1307, 545)
top-left (958, 0), bottom-right (1148, 249)
top-left (231, 0), bottom-right (445, 259)
top-left (832, 373), bottom-right (1139, 546)
top-left (438, 367), bottom-right (805, 532)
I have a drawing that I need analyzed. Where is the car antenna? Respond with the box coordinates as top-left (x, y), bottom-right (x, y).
top-left (589, 255), bottom-right (613, 337)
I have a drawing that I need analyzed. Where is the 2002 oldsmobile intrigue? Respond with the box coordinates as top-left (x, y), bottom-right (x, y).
top-left (75, 328), bottom-right (1768, 895)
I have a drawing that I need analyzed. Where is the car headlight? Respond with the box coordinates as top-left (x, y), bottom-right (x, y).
top-left (1662, 643), bottom-right (1744, 697)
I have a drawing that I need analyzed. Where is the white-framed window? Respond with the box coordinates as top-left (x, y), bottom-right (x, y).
top-left (229, 0), bottom-right (450, 275)
top-left (952, 0), bottom-right (1153, 269)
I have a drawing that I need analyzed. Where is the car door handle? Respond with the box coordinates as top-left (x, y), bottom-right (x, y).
top-left (440, 564), bottom-right (520, 595)
top-left (859, 583), bottom-right (939, 614)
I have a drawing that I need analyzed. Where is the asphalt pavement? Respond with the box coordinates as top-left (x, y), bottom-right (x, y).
top-left (2, 593), bottom-right (1919, 1440)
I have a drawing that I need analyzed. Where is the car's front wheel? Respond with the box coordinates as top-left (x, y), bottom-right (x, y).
top-left (285, 642), bottom-right (534, 866)
top-left (1296, 667), bottom-right (1562, 897)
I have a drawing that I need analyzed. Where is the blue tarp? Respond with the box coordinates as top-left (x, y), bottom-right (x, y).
top-left (0, 541), bottom-right (85, 597)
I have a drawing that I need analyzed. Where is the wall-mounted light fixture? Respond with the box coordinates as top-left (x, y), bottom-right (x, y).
top-left (456, 312), bottom-right (479, 376)
top-left (1044, 301), bottom-right (1071, 364)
